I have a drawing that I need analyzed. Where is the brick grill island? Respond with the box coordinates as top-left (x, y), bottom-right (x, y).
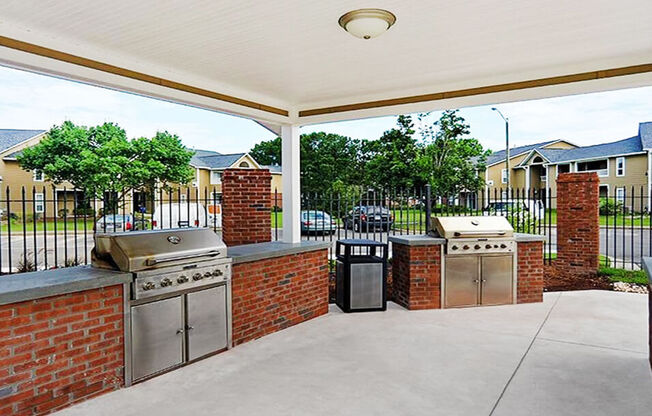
top-left (389, 233), bottom-right (545, 310)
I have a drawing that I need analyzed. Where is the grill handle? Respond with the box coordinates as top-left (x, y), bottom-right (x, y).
top-left (453, 231), bottom-right (506, 237)
top-left (145, 250), bottom-right (221, 266)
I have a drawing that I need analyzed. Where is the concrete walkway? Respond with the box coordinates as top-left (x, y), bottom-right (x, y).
top-left (55, 291), bottom-right (652, 416)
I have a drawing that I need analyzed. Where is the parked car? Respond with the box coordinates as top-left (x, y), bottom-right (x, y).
top-left (152, 203), bottom-right (207, 229)
top-left (94, 214), bottom-right (135, 233)
top-left (343, 206), bottom-right (393, 232)
top-left (301, 210), bottom-right (337, 235)
top-left (483, 200), bottom-right (545, 220)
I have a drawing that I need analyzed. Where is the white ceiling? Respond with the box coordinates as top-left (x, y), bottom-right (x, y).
top-left (0, 0), bottom-right (651, 127)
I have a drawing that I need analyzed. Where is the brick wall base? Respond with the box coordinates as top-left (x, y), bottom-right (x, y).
top-left (517, 241), bottom-right (544, 303)
top-left (231, 249), bottom-right (329, 346)
top-left (0, 286), bottom-right (124, 416)
top-left (391, 243), bottom-right (442, 310)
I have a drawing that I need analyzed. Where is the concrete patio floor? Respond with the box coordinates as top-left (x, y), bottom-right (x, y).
top-left (55, 290), bottom-right (652, 416)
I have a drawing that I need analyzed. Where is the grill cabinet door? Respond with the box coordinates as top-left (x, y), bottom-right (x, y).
top-left (187, 285), bottom-right (228, 360)
top-left (480, 255), bottom-right (514, 305)
top-left (349, 263), bottom-right (383, 309)
top-left (131, 296), bottom-right (183, 381)
top-left (445, 256), bottom-right (479, 308)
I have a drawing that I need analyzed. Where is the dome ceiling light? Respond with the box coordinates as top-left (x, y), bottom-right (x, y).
top-left (338, 8), bottom-right (396, 40)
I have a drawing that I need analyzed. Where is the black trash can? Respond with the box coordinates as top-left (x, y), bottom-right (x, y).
top-left (335, 239), bottom-right (388, 313)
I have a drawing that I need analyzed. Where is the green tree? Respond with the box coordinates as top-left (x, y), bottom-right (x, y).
top-left (251, 133), bottom-right (363, 194)
top-left (416, 110), bottom-right (488, 196)
top-left (250, 136), bottom-right (281, 165)
top-left (362, 115), bottom-right (423, 190)
top-left (18, 121), bottom-right (195, 203)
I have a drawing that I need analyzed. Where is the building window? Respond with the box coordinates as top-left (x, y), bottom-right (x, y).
top-left (33, 170), bottom-right (44, 182)
top-left (239, 161), bottom-right (250, 168)
top-left (616, 157), bottom-right (625, 177)
top-left (35, 193), bottom-right (44, 213)
top-left (541, 172), bottom-right (547, 182)
top-left (210, 171), bottom-right (222, 185)
top-left (180, 194), bottom-right (187, 203)
top-left (616, 187), bottom-right (625, 204)
top-left (576, 159), bottom-right (608, 177)
top-left (501, 168), bottom-right (508, 184)
top-left (557, 164), bottom-right (570, 177)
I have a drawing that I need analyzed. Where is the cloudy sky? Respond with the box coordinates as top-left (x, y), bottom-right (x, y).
top-left (0, 65), bottom-right (650, 154)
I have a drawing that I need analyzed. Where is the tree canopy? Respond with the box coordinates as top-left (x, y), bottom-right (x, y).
top-left (250, 110), bottom-right (488, 196)
top-left (18, 121), bottom-right (195, 199)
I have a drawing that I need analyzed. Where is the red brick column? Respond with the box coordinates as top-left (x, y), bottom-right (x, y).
top-left (556, 172), bottom-right (600, 275)
top-left (0, 286), bottom-right (124, 415)
top-left (517, 241), bottom-right (544, 303)
top-left (222, 169), bottom-right (271, 246)
top-left (231, 249), bottom-right (329, 346)
top-left (391, 243), bottom-right (442, 310)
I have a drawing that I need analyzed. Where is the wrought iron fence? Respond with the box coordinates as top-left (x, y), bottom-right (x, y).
top-left (0, 183), bottom-right (649, 275)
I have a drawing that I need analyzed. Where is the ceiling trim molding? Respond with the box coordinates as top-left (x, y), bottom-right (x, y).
top-left (0, 35), bottom-right (289, 117)
top-left (298, 63), bottom-right (652, 117)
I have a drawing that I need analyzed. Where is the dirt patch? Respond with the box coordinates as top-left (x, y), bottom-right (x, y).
top-left (544, 264), bottom-right (612, 292)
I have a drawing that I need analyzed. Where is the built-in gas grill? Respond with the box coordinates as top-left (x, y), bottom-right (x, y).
top-left (92, 228), bottom-right (232, 384)
top-left (430, 216), bottom-right (516, 308)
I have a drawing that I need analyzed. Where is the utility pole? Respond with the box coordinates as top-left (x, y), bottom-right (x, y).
top-left (492, 108), bottom-right (510, 192)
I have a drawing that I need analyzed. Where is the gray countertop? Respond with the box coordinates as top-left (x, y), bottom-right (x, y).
top-left (228, 240), bottom-right (331, 264)
top-left (388, 233), bottom-right (545, 246)
top-left (642, 258), bottom-right (652, 285)
top-left (0, 265), bottom-right (131, 306)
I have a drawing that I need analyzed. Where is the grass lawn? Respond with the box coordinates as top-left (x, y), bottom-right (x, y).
top-left (598, 267), bottom-right (648, 285)
top-left (1, 219), bottom-right (95, 233)
top-left (545, 209), bottom-right (651, 226)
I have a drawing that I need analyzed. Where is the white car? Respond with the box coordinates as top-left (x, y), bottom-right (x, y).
top-left (152, 203), bottom-right (208, 229)
top-left (483, 200), bottom-right (545, 220)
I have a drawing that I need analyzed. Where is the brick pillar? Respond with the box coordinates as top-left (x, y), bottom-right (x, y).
top-left (556, 172), bottom-right (600, 275)
top-left (222, 169), bottom-right (271, 246)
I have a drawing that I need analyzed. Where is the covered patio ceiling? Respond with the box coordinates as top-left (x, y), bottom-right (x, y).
top-left (0, 0), bottom-right (651, 130)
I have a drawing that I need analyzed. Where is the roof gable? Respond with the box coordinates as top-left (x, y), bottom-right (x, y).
top-left (486, 140), bottom-right (558, 166)
top-left (640, 122), bottom-right (652, 149)
top-left (0, 129), bottom-right (46, 155)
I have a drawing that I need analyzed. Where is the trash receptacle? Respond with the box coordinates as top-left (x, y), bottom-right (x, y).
top-left (335, 239), bottom-right (388, 313)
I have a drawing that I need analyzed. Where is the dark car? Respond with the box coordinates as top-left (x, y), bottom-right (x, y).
top-left (343, 206), bottom-right (393, 232)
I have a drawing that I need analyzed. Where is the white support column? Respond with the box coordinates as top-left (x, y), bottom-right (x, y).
top-left (525, 166), bottom-right (531, 197)
top-left (281, 124), bottom-right (301, 243)
top-left (647, 151), bottom-right (651, 211)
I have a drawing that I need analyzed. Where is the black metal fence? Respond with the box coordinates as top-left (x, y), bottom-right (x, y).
top-left (0, 184), bottom-right (649, 274)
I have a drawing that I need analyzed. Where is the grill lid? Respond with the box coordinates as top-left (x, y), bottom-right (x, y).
top-left (93, 228), bottom-right (226, 272)
top-left (431, 216), bottom-right (514, 239)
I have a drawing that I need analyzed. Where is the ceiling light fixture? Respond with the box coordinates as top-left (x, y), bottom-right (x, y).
top-left (338, 8), bottom-right (396, 40)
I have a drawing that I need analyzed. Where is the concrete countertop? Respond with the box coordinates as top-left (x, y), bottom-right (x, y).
top-left (0, 265), bottom-right (131, 306)
top-left (514, 233), bottom-right (546, 242)
top-left (387, 234), bottom-right (446, 246)
top-left (228, 240), bottom-right (331, 264)
top-left (642, 258), bottom-right (652, 285)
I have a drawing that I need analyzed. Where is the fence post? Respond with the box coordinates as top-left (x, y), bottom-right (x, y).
top-left (425, 184), bottom-right (432, 234)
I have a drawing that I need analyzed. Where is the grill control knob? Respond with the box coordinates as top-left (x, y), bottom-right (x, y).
top-left (142, 282), bottom-right (156, 291)
top-left (474, 244), bottom-right (481, 250)
top-left (160, 278), bottom-right (172, 287)
top-left (204, 272), bottom-right (212, 278)
top-left (463, 245), bottom-right (470, 250)
top-left (451, 245), bottom-right (458, 251)
top-left (485, 244), bottom-right (492, 249)
top-left (212, 269), bottom-right (223, 277)
top-left (193, 273), bottom-right (203, 281)
top-left (177, 275), bottom-right (188, 284)
top-left (500, 243), bottom-right (507, 249)
top-left (494, 245), bottom-right (499, 248)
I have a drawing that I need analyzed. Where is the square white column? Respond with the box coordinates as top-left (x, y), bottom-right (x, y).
top-left (281, 124), bottom-right (301, 243)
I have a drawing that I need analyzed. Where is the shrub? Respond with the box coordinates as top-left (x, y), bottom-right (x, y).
top-left (73, 207), bottom-right (95, 217)
top-left (599, 198), bottom-right (623, 216)
top-left (58, 208), bottom-right (69, 218)
top-left (16, 257), bottom-right (36, 273)
top-left (64, 258), bottom-right (80, 267)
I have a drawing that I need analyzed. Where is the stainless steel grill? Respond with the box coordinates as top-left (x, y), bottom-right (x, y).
top-left (430, 216), bottom-right (516, 308)
top-left (92, 228), bottom-right (232, 384)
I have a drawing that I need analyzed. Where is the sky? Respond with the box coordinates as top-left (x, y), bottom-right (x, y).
top-left (0, 65), bottom-right (651, 154)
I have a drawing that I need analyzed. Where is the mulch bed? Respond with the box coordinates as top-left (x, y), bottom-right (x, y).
top-left (544, 264), bottom-right (612, 292)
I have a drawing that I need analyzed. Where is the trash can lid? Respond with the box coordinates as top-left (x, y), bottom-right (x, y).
top-left (337, 239), bottom-right (387, 247)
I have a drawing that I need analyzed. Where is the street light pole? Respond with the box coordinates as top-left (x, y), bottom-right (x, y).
top-left (492, 108), bottom-right (510, 193)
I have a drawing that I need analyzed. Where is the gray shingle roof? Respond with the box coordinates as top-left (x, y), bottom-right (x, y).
top-left (536, 136), bottom-right (643, 164)
top-left (486, 140), bottom-right (558, 165)
top-left (640, 122), bottom-right (652, 149)
top-left (190, 150), bottom-right (247, 169)
top-left (0, 129), bottom-right (45, 154)
top-left (262, 164), bottom-right (282, 173)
